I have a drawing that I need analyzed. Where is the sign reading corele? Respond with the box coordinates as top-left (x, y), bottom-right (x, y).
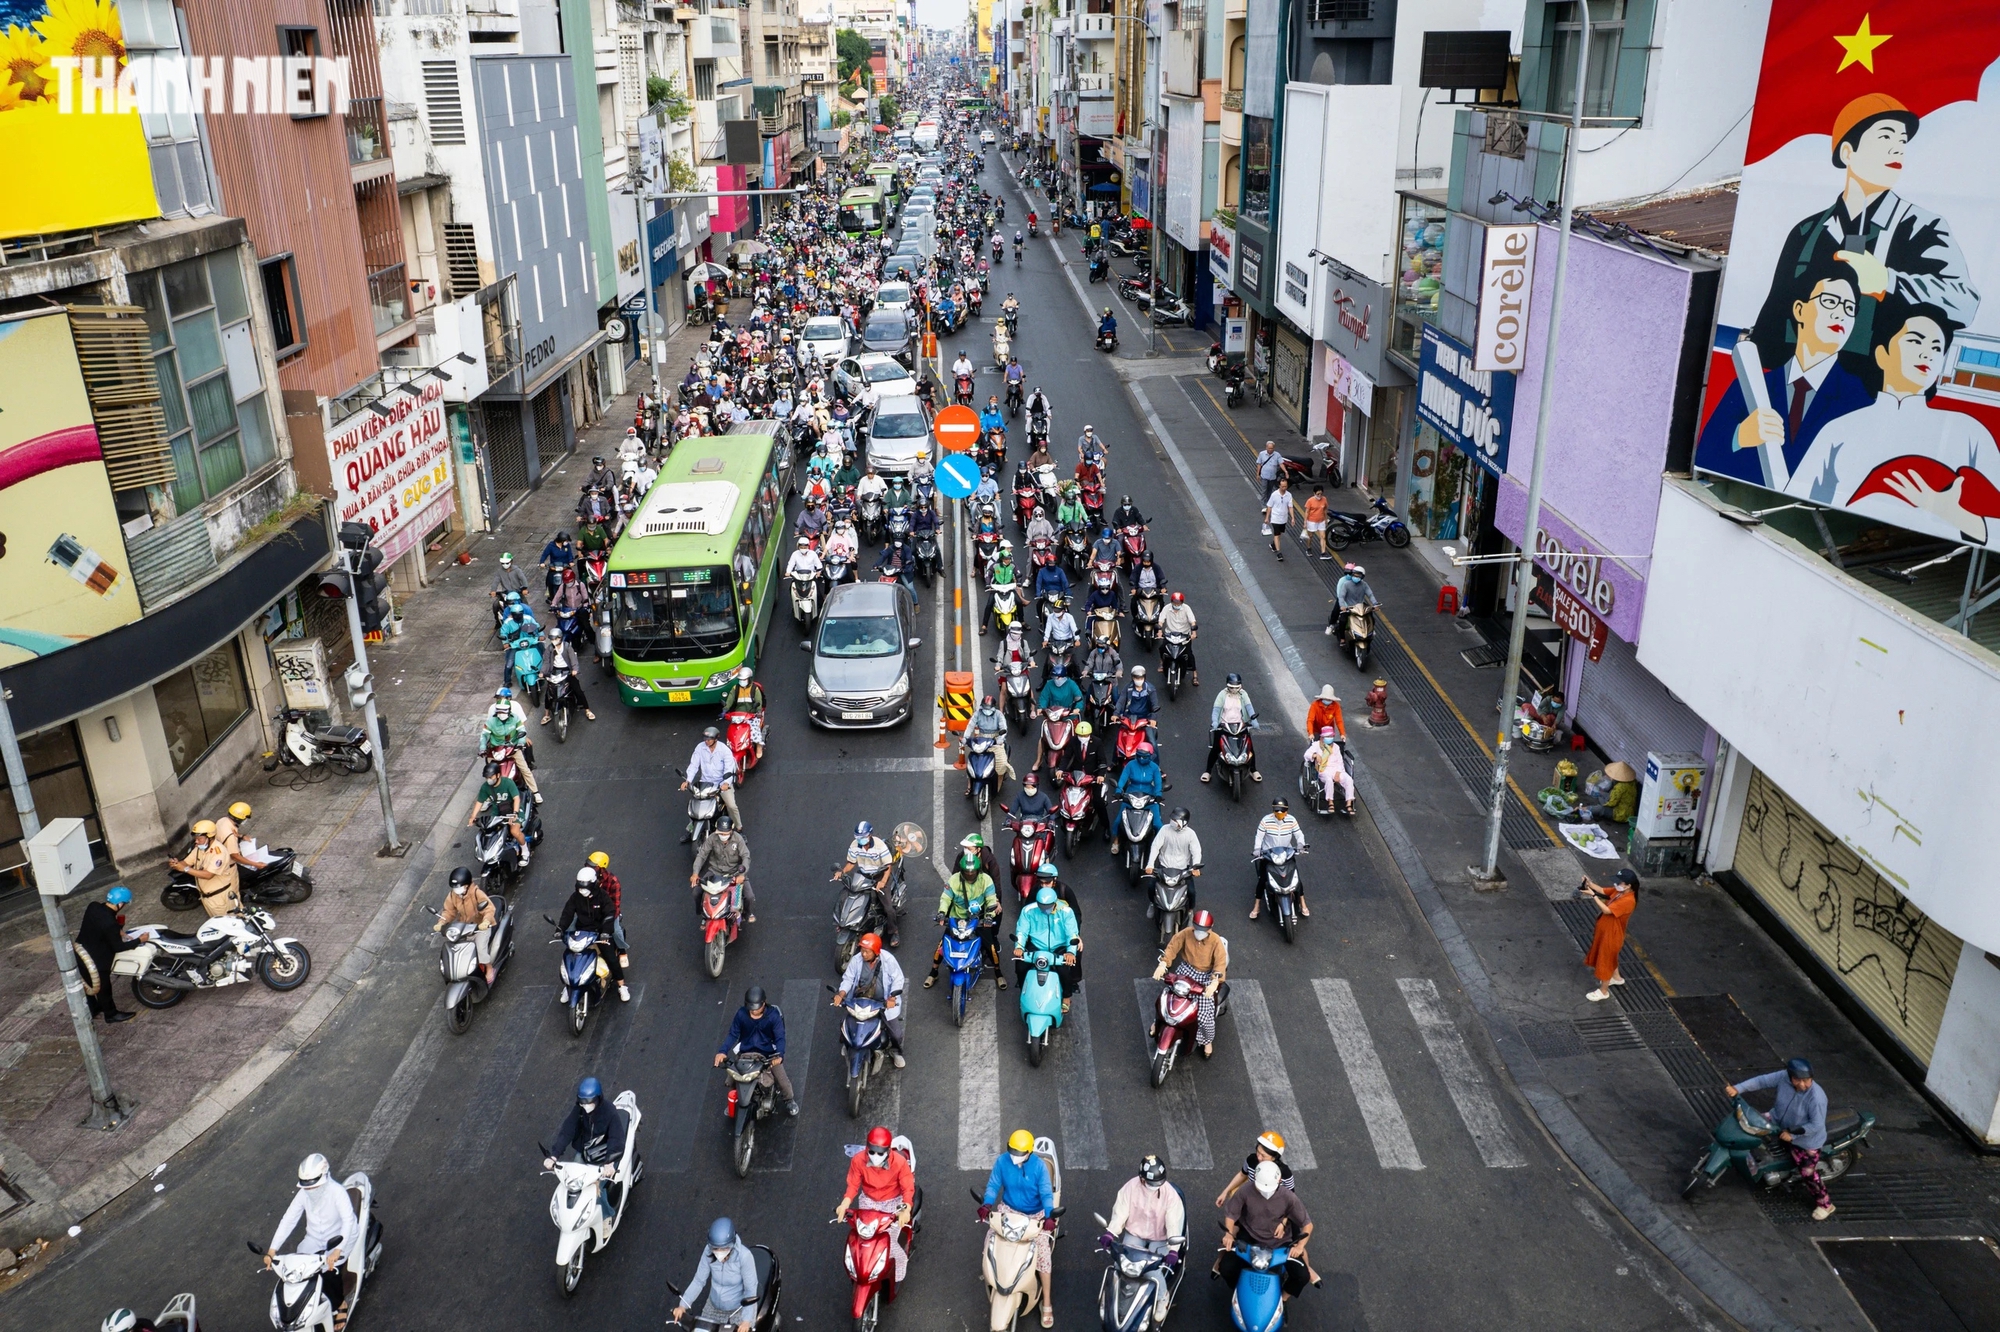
top-left (1474, 224), bottom-right (1538, 373)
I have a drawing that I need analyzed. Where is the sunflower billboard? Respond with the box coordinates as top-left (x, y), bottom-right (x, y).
top-left (0, 0), bottom-right (161, 240)
top-left (1695, 1), bottom-right (2000, 550)
top-left (0, 311), bottom-right (141, 667)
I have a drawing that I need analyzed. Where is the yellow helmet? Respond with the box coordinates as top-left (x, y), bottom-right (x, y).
top-left (1007, 1129), bottom-right (1035, 1154)
top-left (588, 851), bottom-right (610, 869)
top-left (228, 801), bottom-right (253, 821)
top-left (190, 820), bottom-right (217, 837)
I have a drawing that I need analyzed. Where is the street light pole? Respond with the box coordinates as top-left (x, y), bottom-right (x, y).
top-left (340, 541), bottom-right (401, 855)
top-left (1474, 17), bottom-right (1592, 884)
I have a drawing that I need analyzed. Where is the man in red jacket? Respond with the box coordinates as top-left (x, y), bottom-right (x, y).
top-left (834, 1125), bottom-right (916, 1283)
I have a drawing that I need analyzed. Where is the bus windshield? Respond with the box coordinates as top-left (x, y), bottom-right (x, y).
top-left (609, 567), bottom-right (740, 662)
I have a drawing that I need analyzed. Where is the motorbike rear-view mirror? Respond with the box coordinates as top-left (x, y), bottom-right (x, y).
top-left (800, 640), bottom-right (814, 650)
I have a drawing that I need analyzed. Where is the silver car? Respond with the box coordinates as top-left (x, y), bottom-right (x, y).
top-left (805, 582), bottom-right (917, 728)
top-left (833, 352), bottom-right (916, 409)
top-left (864, 393), bottom-right (932, 475)
top-left (799, 315), bottom-right (849, 367)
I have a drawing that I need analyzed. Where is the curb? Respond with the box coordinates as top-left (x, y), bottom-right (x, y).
top-left (45, 755), bottom-right (484, 1233)
top-left (1121, 377), bottom-right (1800, 1331)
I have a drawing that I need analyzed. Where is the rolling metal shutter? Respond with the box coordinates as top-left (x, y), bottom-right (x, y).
top-left (66, 306), bottom-right (178, 492)
top-left (1573, 634), bottom-right (1707, 770)
top-left (1732, 768), bottom-right (1959, 1067)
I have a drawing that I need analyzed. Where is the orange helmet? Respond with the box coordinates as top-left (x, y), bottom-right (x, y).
top-left (858, 933), bottom-right (883, 956)
top-left (1257, 1130), bottom-right (1287, 1157)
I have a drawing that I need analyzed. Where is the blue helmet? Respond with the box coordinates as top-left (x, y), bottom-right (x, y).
top-left (106, 886), bottom-right (132, 907)
top-left (577, 1076), bottom-right (602, 1105)
top-left (856, 820), bottom-right (874, 840)
top-left (1050, 662), bottom-right (1067, 678)
top-left (1035, 885), bottom-right (1058, 906)
top-left (1786, 1057), bottom-right (1813, 1081)
top-left (707, 1216), bottom-right (738, 1248)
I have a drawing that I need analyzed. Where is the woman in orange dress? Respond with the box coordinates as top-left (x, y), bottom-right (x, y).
top-left (1582, 868), bottom-right (1638, 1002)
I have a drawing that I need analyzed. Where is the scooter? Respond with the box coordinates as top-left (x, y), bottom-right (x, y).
top-left (1150, 973), bottom-right (1228, 1087)
top-left (724, 1050), bottom-right (781, 1177)
top-left (914, 524), bottom-right (942, 586)
top-left (1227, 1236), bottom-right (1304, 1332)
top-left (163, 843), bottom-right (312, 911)
top-left (833, 867), bottom-right (898, 971)
top-left (427, 894), bottom-right (516, 1034)
top-left (1037, 708), bottom-right (1078, 778)
top-left (247, 1174), bottom-right (382, 1331)
top-left (791, 570), bottom-right (823, 622)
top-left (1337, 604), bottom-right (1374, 671)
top-left (724, 709), bottom-right (762, 781)
top-left (544, 656), bottom-right (578, 743)
top-left (264, 707), bottom-right (373, 775)
top-left (976, 1138), bottom-right (1064, 1331)
top-left (1255, 845), bottom-right (1306, 944)
top-left (475, 807), bottom-right (541, 889)
top-left (1002, 658), bottom-right (1035, 733)
top-left (666, 1245), bottom-right (783, 1330)
top-left (121, 907), bottom-right (312, 1009)
top-left (966, 733), bottom-right (1002, 819)
top-left (541, 1089), bottom-right (642, 1294)
top-left (509, 638), bottom-right (545, 700)
top-left (547, 918), bottom-right (611, 1036)
top-left (1054, 768), bottom-right (1100, 858)
top-left (1326, 495), bottom-right (1411, 550)
top-left (841, 1136), bottom-right (922, 1328)
top-left (1113, 792), bottom-right (1159, 883)
top-left (1159, 632), bottom-right (1193, 700)
top-left (1211, 720), bottom-right (1255, 801)
top-left (1148, 864), bottom-right (1196, 946)
top-left (938, 917), bottom-right (989, 1027)
top-left (1019, 945), bottom-right (1072, 1067)
top-left (1096, 328), bottom-right (1118, 353)
top-left (685, 781), bottom-right (722, 845)
top-left (990, 581), bottom-right (1026, 635)
top-left (1094, 1200), bottom-right (1187, 1330)
top-left (836, 987), bottom-right (892, 1118)
top-left (698, 872), bottom-right (747, 978)
top-left (1680, 1093), bottom-right (1876, 1201)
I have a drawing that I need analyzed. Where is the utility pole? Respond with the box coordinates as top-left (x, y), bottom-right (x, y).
top-left (1474, 16), bottom-right (1593, 884)
top-left (0, 688), bottom-right (129, 1129)
top-left (322, 523), bottom-right (401, 854)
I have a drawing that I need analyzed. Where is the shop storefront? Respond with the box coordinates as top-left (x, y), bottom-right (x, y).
top-left (1318, 270), bottom-right (1410, 493)
top-left (1408, 324), bottom-right (1512, 553)
top-left (1268, 320), bottom-right (1311, 431)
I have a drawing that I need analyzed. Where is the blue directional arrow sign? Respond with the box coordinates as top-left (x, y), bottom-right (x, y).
top-left (936, 453), bottom-right (981, 500)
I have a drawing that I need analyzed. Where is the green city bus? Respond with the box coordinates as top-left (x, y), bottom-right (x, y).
top-left (867, 164), bottom-right (901, 218)
top-left (838, 185), bottom-right (886, 238)
top-left (605, 423), bottom-right (791, 707)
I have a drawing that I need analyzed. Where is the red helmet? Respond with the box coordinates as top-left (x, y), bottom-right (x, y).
top-left (866, 1125), bottom-right (894, 1149)
top-left (1170, 591), bottom-right (1185, 604)
top-left (1191, 909), bottom-right (1214, 930)
top-left (858, 933), bottom-right (883, 955)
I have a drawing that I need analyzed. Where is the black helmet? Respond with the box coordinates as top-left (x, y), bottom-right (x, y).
top-left (744, 985), bottom-right (767, 1010)
top-left (1272, 798), bottom-right (1290, 812)
top-left (1225, 671), bottom-right (1243, 686)
top-left (1140, 1153), bottom-right (1167, 1186)
top-left (449, 866), bottom-right (473, 887)
top-left (483, 760), bottom-right (501, 778)
top-left (714, 814), bottom-right (735, 832)
top-left (1170, 806), bottom-right (1190, 825)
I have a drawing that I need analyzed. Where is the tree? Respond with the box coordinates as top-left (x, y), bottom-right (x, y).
top-left (647, 75), bottom-right (691, 124)
top-left (877, 93), bottom-right (899, 127)
top-left (668, 152), bottom-right (699, 193)
top-left (836, 27), bottom-right (874, 92)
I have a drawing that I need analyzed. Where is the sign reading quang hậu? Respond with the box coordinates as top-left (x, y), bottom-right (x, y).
top-left (325, 379), bottom-right (452, 547)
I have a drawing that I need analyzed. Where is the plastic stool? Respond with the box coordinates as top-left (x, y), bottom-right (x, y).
top-left (1436, 584), bottom-right (1460, 615)
top-left (1569, 731), bottom-right (1588, 752)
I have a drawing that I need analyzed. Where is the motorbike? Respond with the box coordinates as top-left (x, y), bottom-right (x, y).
top-left (1027, 409), bottom-right (1050, 446)
top-left (666, 1246), bottom-right (783, 1331)
top-left (1681, 1093), bottom-right (1876, 1202)
top-left (1006, 815), bottom-right (1056, 903)
top-left (426, 895), bottom-right (516, 1034)
top-left (724, 709), bottom-right (762, 781)
top-left (1150, 973), bottom-right (1227, 1088)
top-left (1112, 792), bottom-right (1159, 883)
top-left (544, 656), bottom-right (579, 743)
top-left (1043, 632), bottom-right (1077, 683)
top-left (842, 1136), bottom-right (922, 1328)
top-left (547, 918), bottom-right (613, 1035)
top-left (1255, 844), bottom-right (1307, 944)
top-left (1062, 526), bottom-right (1092, 575)
top-left (1514, 690), bottom-right (1563, 752)
top-left (1088, 254), bottom-right (1109, 284)
top-left (698, 872), bottom-right (747, 978)
top-left (938, 916), bottom-right (989, 1026)
top-left (989, 580), bottom-right (1026, 635)
top-left (1131, 590), bottom-right (1163, 648)
top-left (1327, 495), bottom-right (1411, 550)
top-left (1054, 768), bottom-right (1101, 857)
top-left (977, 1139), bottom-right (1063, 1330)
top-left (1159, 632), bottom-right (1193, 700)
top-left (510, 637), bottom-right (545, 700)
top-left (1116, 274), bottom-right (1151, 307)
top-left (247, 1174), bottom-right (382, 1332)
top-left (264, 707), bottom-right (373, 775)
top-left (475, 805), bottom-right (541, 889)
top-left (163, 843), bottom-right (311, 912)
top-left (1094, 1205), bottom-right (1187, 1332)
top-left (685, 780), bottom-right (722, 845)
top-left (913, 524), bottom-right (942, 585)
top-left (1117, 523), bottom-right (1148, 572)
top-left (791, 570), bottom-right (824, 622)
top-left (966, 733), bottom-right (1002, 819)
top-left (724, 1050), bottom-right (781, 1177)
top-left (1083, 670), bottom-right (1118, 734)
top-left (121, 907), bottom-right (312, 1009)
top-left (1338, 603), bottom-right (1375, 671)
top-left (825, 548), bottom-right (855, 587)
top-left (956, 373), bottom-right (977, 406)
top-left (1227, 1236), bottom-right (1305, 1332)
top-left (833, 867), bottom-right (900, 971)
top-left (541, 1089), bottom-right (642, 1294)
top-left (1096, 328), bottom-right (1118, 353)
top-left (1019, 945), bottom-right (1072, 1066)
top-left (1211, 719), bottom-right (1255, 801)
top-left (1224, 366), bottom-right (1247, 409)
top-left (1151, 292), bottom-right (1192, 327)
top-left (1080, 478), bottom-right (1106, 529)
top-left (1207, 343), bottom-right (1227, 375)
top-left (1148, 864), bottom-right (1197, 946)
top-left (836, 988), bottom-right (892, 1118)
top-left (1037, 707), bottom-right (1078, 777)
top-left (1012, 478), bottom-right (1040, 531)
top-left (858, 493), bottom-right (887, 546)
top-left (1003, 657), bottom-right (1035, 733)
top-left (1111, 716), bottom-right (1152, 768)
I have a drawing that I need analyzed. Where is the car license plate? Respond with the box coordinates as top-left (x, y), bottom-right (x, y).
top-left (667, 690), bottom-right (692, 703)
top-left (841, 710), bottom-right (873, 721)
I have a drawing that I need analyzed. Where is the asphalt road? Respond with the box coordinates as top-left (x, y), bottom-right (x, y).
top-left (12, 149), bottom-right (1713, 1332)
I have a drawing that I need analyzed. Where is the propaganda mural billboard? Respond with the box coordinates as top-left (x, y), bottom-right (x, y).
top-left (1696, 2), bottom-right (2000, 550)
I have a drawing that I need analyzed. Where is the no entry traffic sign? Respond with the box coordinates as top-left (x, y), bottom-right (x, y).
top-left (932, 403), bottom-right (980, 454)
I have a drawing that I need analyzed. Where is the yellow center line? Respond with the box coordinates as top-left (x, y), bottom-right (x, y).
top-left (1372, 607), bottom-right (1565, 848)
top-left (1189, 376), bottom-right (1256, 454)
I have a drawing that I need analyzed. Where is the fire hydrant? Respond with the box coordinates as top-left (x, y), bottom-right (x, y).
top-left (1365, 678), bottom-right (1390, 727)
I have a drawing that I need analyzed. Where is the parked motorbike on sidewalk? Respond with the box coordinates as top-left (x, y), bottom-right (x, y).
top-left (540, 1089), bottom-right (643, 1294)
top-left (426, 896), bottom-right (516, 1034)
top-left (246, 1173), bottom-right (382, 1332)
top-left (264, 707), bottom-right (373, 775)
top-left (1680, 1094), bottom-right (1875, 1202)
top-left (163, 844), bottom-right (311, 912)
top-left (724, 1051), bottom-right (781, 1177)
top-left (1149, 974), bottom-right (1228, 1088)
top-left (121, 908), bottom-right (311, 1009)
top-left (1327, 495), bottom-right (1411, 550)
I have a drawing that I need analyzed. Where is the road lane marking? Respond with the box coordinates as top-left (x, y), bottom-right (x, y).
top-left (1131, 978), bottom-right (1213, 1170)
top-left (1053, 984), bottom-right (1110, 1170)
top-left (958, 986), bottom-right (1003, 1171)
top-left (1229, 980), bottom-right (1315, 1170)
top-left (342, 1001), bottom-right (451, 1176)
top-left (1312, 979), bottom-right (1423, 1171)
top-left (436, 990), bottom-right (555, 1174)
top-left (1397, 978), bottom-right (1527, 1169)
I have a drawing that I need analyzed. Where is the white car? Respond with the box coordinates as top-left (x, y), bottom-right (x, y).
top-left (864, 393), bottom-right (933, 475)
top-left (799, 315), bottom-right (849, 367)
top-left (874, 281), bottom-right (915, 313)
top-left (834, 352), bottom-right (917, 409)
top-left (980, 129), bottom-right (997, 145)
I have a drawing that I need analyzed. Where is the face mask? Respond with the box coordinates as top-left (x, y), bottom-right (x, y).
top-left (579, 1100), bottom-right (598, 1113)
top-left (1009, 1151), bottom-right (1029, 1166)
top-left (577, 888), bottom-right (591, 899)
top-left (455, 886), bottom-right (469, 896)
top-left (867, 1148), bottom-right (889, 1165)
top-left (1193, 928), bottom-right (1210, 941)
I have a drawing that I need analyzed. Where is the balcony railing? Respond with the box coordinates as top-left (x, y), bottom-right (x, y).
top-left (369, 262), bottom-right (411, 336)
top-left (346, 95), bottom-right (387, 165)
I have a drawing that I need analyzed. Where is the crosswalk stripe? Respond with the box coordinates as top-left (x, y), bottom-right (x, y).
top-left (343, 1003), bottom-right (451, 1177)
top-left (751, 979), bottom-right (822, 1173)
top-left (1132, 979), bottom-right (1213, 1170)
top-left (1397, 979), bottom-right (1527, 1169)
top-left (1053, 986), bottom-right (1111, 1170)
top-left (1230, 980), bottom-right (1316, 1171)
top-left (1312, 979), bottom-right (1423, 1171)
top-left (958, 987), bottom-right (1003, 1171)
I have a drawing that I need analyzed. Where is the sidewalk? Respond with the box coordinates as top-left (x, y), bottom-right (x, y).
top-left (0, 380), bottom-right (653, 1262)
top-left (1131, 362), bottom-right (2000, 1330)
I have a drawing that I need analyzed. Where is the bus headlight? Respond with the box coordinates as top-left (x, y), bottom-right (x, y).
top-left (618, 675), bottom-right (652, 692)
top-left (703, 670), bottom-right (736, 691)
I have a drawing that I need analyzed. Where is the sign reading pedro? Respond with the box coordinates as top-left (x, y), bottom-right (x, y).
top-left (1417, 324), bottom-right (1516, 477)
top-left (0, 313), bottom-right (141, 666)
top-left (324, 379), bottom-right (452, 551)
top-left (0, 1), bottom-right (161, 240)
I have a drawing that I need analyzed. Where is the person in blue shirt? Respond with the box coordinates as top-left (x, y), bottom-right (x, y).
top-left (671, 1217), bottom-right (761, 1332)
top-left (1036, 662), bottom-right (1083, 717)
top-left (1119, 664), bottom-right (1160, 729)
top-left (981, 1129), bottom-right (1057, 1321)
top-left (714, 985), bottom-right (797, 1116)
top-left (875, 538), bottom-right (917, 609)
top-left (538, 531), bottom-right (576, 602)
top-left (1090, 527), bottom-right (1121, 567)
top-left (1113, 739), bottom-right (1164, 822)
top-left (1014, 882), bottom-right (1081, 1007)
top-left (974, 468), bottom-right (1000, 507)
top-left (1098, 307), bottom-right (1117, 340)
top-left (1726, 1058), bottom-right (1836, 1219)
top-left (1031, 559), bottom-right (1070, 606)
top-left (979, 396), bottom-right (1006, 437)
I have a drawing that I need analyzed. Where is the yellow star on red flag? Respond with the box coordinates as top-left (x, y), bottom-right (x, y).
top-left (1834, 14), bottom-right (1892, 72)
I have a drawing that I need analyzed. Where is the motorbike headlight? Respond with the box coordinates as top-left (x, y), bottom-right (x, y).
top-left (808, 676), bottom-right (827, 700)
top-left (1119, 1256), bottom-right (1148, 1278)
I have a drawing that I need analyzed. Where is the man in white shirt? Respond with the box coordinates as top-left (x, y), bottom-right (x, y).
top-left (1263, 478), bottom-right (1296, 562)
top-left (1252, 799), bottom-right (1308, 919)
top-left (681, 729), bottom-right (743, 833)
top-left (265, 1153), bottom-right (360, 1323)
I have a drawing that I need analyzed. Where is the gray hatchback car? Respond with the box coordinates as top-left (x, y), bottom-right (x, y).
top-left (805, 582), bottom-right (918, 728)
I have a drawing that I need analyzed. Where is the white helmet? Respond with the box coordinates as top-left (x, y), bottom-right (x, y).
top-left (102, 1312), bottom-right (139, 1332)
top-left (297, 1152), bottom-right (330, 1188)
top-left (576, 866), bottom-right (598, 886)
